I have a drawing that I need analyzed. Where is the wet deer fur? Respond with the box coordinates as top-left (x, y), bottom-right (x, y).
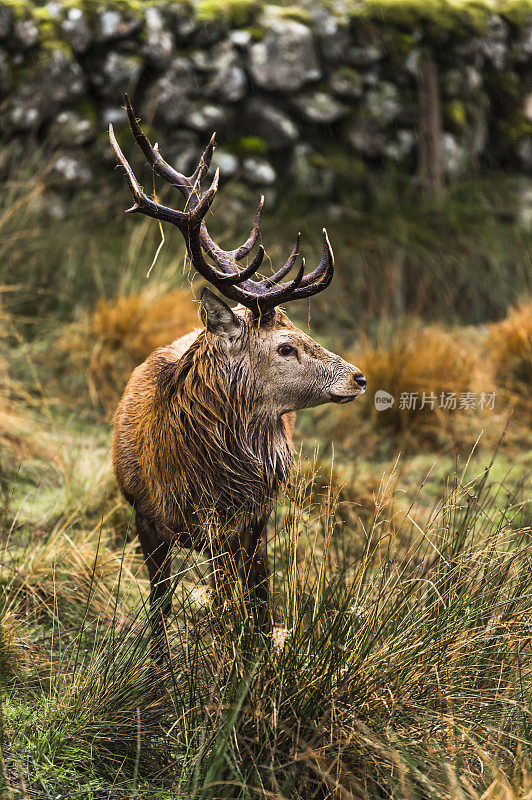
top-left (110, 97), bottom-right (366, 636)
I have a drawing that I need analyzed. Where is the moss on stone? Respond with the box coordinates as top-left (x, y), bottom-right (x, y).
top-left (444, 99), bottom-right (467, 132)
top-left (500, 113), bottom-right (532, 146)
top-left (348, 0), bottom-right (531, 35)
top-left (196, 0), bottom-right (259, 25)
top-left (273, 5), bottom-right (311, 24)
top-left (231, 136), bottom-right (268, 156)
top-left (3, 0), bottom-right (530, 34)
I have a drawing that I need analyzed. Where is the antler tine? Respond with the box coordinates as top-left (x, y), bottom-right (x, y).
top-left (261, 233), bottom-right (301, 287)
top-left (232, 229), bottom-right (333, 317)
top-left (109, 123), bottom-right (189, 227)
top-left (123, 98), bottom-right (267, 284)
top-left (295, 229), bottom-right (333, 288)
top-left (289, 229), bottom-right (334, 299)
top-left (112, 101), bottom-right (335, 317)
top-left (124, 95), bottom-right (193, 201)
top-left (236, 259), bottom-right (306, 317)
top-left (232, 196), bottom-right (264, 260)
top-left (190, 134), bottom-right (216, 189)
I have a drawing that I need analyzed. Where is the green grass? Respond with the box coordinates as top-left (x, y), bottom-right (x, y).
top-left (1, 451), bottom-right (531, 798)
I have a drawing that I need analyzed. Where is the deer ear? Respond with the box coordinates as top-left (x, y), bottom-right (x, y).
top-left (200, 288), bottom-right (242, 340)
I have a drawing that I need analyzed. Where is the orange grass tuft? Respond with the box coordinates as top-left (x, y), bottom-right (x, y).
top-left (55, 287), bottom-right (198, 413)
top-left (350, 324), bottom-right (487, 447)
top-left (488, 301), bottom-right (532, 411)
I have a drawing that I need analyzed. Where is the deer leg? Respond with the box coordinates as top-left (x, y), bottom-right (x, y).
top-left (209, 533), bottom-right (241, 605)
top-left (240, 518), bottom-right (271, 631)
top-left (136, 512), bottom-right (172, 644)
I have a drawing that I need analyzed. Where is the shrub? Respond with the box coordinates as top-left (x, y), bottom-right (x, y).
top-left (488, 300), bottom-right (532, 408)
top-left (54, 287), bottom-right (198, 414)
top-left (353, 323), bottom-right (485, 447)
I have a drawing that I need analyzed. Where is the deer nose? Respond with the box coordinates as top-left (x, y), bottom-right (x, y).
top-left (354, 373), bottom-right (367, 390)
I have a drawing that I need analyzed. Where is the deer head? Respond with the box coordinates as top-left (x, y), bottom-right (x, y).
top-left (109, 97), bottom-right (366, 415)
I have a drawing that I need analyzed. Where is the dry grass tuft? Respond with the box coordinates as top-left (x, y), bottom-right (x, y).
top-left (351, 323), bottom-right (487, 446)
top-left (55, 287), bottom-right (198, 413)
top-left (2, 528), bottom-right (143, 629)
top-left (488, 301), bottom-right (532, 413)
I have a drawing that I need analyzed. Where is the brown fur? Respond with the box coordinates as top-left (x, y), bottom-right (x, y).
top-left (113, 303), bottom-right (364, 635)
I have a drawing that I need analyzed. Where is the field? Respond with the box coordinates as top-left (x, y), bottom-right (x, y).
top-left (0, 151), bottom-right (531, 799)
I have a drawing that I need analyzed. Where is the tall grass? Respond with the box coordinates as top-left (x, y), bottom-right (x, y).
top-left (1, 454), bottom-right (530, 799)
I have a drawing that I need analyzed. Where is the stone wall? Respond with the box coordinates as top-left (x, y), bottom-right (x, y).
top-left (0, 1), bottom-right (531, 195)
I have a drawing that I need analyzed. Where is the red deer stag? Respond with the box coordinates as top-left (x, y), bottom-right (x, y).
top-left (109, 97), bottom-right (366, 637)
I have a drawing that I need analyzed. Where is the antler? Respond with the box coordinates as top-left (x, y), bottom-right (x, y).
top-left (109, 95), bottom-right (334, 319)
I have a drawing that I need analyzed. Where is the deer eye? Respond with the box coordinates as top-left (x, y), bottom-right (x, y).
top-left (278, 344), bottom-right (296, 357)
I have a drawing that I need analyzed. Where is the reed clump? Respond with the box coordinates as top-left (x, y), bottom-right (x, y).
top-left (488, 300), bottom-right (532, 415)
top-left (350, 324), bottom-right (487, 447)
top-left (54, 286), bottom-right (198, 413)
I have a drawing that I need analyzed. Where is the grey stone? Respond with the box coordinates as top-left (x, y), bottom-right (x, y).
top-left (291, 143), bottom-right (335, 197)
top-left (164, 3), bottom-right (197, 44)
top-left (44, 3), bottom-right (62, 19)
top-left (230, 30), bottom-right (252, 50)
top-left (364, 82), bottom-right (401, 124)
top-left (444, 65), bottom-right (483, 97)
top-left (0, 6), bottom-right (13, 40)
top-left (348, 117), bottom-right (386, 158)
top-left (455, 38), bottom-right (483, 63)
top-left (441, 132), bottom-right (467, 177)
top-left (294, 90), bottom-right (347, 124)
top-left (207, 43), bottom-right (247, 103)
top-left (245, 99), bottom-right (298, 149)
top-left (515, 20), bottom-right (532, 63)
top-left (517, 185), bottom-right (532, 231)
top-left (188, 101), bottom-right (228, 133)
top-left (52, 154), bottom-right (93, 188)
top-left (5, 102), bottom-right (41, 132)
top-left (404, 48), bottom-right (421, 77)
top-left (49, 112), bottom-right (95, 147)
top-left (482, 15), bottom-right (509, 70)
top-left (329, 68), bottom-right (363, 100)
top-left (142, 57), bottom-right (196, 126)
top-left (363, 70), bottom-right (379, 88)
top-left (96, 10), bottom-right (140, 42)
top-left (101, 106), bottom-right (127, 128)
top-left (164, 138), bottom-right (202, 176)
top-left (384, 129), bottom-right (415, 161)
top-left (13, 19), bottom-right (39, 49)
top-left (2, 52), bottom-right (86, 133)
top-left (525, 92), bottom-right (532, 124)
top-left (465, 104), bottom-right (488, 159)
top-left (243, 156), bottom-right (276, 185)
top-left (43, 52), bottom-right (86, 105)
top-left (191, 18), bottom-right (228, 47)
top-left (308, 5), bottom-right (349, 62)
top-left (189, 50), bottom-right (212, 72)
top-left (143, 7), bottom-right (174, 67)
top-left (211, 149), bottom-right (239, 176)
top-left (93, 52), bottom-right (142, 102)
top-left (250, 15), bottom-right (320, 92)
top-left (517, 138), bottom-right (532, 171)
top-left (35, 192), bottom-right (66, 221)
top-left (347, 45), bottom-right (383, 68)
top-left (61, 8), bottom-right (91, 53)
